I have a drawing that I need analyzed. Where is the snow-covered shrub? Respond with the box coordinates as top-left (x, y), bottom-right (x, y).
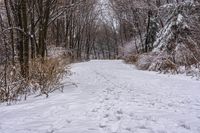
top-left (136, 2), bottom-right (200, 75)
top-left (177, 64), bottom-right (200, 79)
top-left (136, 53), bottom-right (155, 70)
top-left (0, 64), bottom-right (29, 103)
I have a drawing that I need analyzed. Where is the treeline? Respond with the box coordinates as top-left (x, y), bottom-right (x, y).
top-left (0, 0), bottom-right (123, 102)
top-left (1, 0), bottom-right (97, 78)
top-left (109, 0), bottom-right (200, 53)
top-left (0, 0), bottom-right (124, 77)
top-left (110, 0), bottom-right (200, 75)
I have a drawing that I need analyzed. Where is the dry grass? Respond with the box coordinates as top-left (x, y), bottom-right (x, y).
top-left (29, 56), bottom-right (71, 97)
top-left (158, 59), bottom-right (178, 74)
top-left (0, 55), bottom-right (71, 103)
top-left (124, 54), bottom-right (139, 64)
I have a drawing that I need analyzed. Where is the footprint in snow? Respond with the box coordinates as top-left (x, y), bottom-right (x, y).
top-left (129, 112), bottom-right (134, 117)
top-left (116, 116), bottom-right (121, 120)
top-left (91, 108), bottom-right (98, 112)
top-left (99, 123), bottom-right (107, 128)
top-left (179, 121), bottom-right (191, 130)
top-left (137, 125), bottom-right (148, 129)
top-left (99, 99), bottom-right (104, 103)
top-left (103, 114), bottom-right (109, 118)
top-left (116, 109), bottom-right (123, 115)
top-left (66, 120), bottom-right (72, 124)
top-left (105, 97), bottom-right (110, 101)
top-left (125, 127), bottom-right (132, 131)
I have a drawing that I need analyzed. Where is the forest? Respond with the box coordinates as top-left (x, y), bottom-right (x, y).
top-left (0, 0), bottom-right (200, 133)
top-left (0, 0), bottom-right (200, 102)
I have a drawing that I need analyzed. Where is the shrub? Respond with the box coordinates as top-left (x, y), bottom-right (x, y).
top-left (0, 64), bottom-right (28, 103)
top-left (136, 53), bottom-right (154, 70)
top-left (124, 54), bottom-right (139, 64)
top-left (0, 56), bottom-right (71, 103)
top-left (29, 56), bottom-right (71, 97)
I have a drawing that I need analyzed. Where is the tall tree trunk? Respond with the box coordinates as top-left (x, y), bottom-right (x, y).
top-left (21, 0), bottom-right (29, 78)
top-left (4, 0), bottom-right (15, 65)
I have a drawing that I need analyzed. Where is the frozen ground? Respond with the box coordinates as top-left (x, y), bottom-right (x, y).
top-left (0, 60), bottom-right (200, 133)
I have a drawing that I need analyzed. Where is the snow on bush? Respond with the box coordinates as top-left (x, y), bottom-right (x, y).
top-left (136, 53), bottom-right (155, 70)
top-left (136, 2), bottom-right (200, 77)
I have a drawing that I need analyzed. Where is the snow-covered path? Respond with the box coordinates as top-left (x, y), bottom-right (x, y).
top-left (0, 60), bottom-right (200, 133)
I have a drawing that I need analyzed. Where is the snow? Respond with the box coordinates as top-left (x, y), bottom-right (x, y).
top-left (0, 60), bottom-right (200, 133)
top-left (177, 14), bottom-right (184, 25)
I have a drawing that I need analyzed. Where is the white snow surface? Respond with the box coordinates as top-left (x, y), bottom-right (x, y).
top-left (0, 60), bottom-right (200, 133)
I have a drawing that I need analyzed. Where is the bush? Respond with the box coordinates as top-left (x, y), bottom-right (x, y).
top-left (136, 53), bottom-right (154, 70)
top-left (0, 64), bottom-right (28, 103)
top-left (133, 3), bottom-right (200, 75)
top-left (29, 56), bottom-right (71, 97)
top-left (0, 56), bottom-right (71, 103)
top-left (136, 52), bottom-right (178, 73)
top-left (124, 54), bottom-right (139, 64)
